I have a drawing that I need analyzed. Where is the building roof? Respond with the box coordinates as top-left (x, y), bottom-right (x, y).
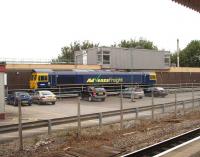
top-left (172, 0), bottom-right (200, 13)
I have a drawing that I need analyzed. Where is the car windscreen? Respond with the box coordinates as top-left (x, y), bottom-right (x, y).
top-left (135, 88), bottom-right (143, 92)
top-left (16, 92), bottom-right (29, 97)
top-left (156, 87), bottom-right (165, 91)
top-left (95, 88), bottom-right (105, 92)
top-left (40, 91), bottom-right (53, 96)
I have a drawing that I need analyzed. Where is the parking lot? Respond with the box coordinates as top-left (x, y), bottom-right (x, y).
top-left (2, 90), bottom-right (200, 125)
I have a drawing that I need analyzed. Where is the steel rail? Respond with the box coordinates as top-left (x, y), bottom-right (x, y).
top-left (122, 127), bottom-right (200, 157)
top-left (0, 98), bottom-right (199, 134)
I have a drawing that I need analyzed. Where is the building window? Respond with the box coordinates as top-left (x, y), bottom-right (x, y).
top-left (103, 55), bottom-right (110, 64)
top-left (164, 53), bottom-right (170, 66)
top-left (97, 50), bottom-right (110, 64)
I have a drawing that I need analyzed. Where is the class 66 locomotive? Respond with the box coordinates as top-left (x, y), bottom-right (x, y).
top-left (29, 69), bottom-right (157, 89)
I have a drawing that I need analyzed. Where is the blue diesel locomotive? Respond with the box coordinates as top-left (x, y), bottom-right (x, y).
top-left (30, 69), bottom-right (156, 89)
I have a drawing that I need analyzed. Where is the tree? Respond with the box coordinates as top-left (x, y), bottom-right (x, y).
top-left (118, 38), bottom-right (158, 50)
top-left (171, 40), bottom-right (200, 67)
top-left (52, 41), bottom-right (99, 64)
top-left (170, 53), bottom-right (177, 66)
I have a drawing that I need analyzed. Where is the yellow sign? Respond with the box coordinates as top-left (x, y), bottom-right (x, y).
top-left (86, 78), bottom-right (123, 83)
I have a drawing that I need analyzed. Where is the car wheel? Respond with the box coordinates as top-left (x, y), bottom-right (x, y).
top-left (88, 96), bottom-right (92, 102)
top-left (37, 100), bottom-right (41, 105)
top-left (52, 102), bottom-right (55, 105)
top-left (28, 103), bottom-right (32, 106)
top-left (7, 101), bottom-right (10, 105)
top-left (101, 98), bottom-right (105, 101)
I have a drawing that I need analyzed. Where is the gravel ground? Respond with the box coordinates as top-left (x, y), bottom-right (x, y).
top-left (191, 151), bottom-right (200, 157)
top-left (0, 110), bottom-right (200, 157)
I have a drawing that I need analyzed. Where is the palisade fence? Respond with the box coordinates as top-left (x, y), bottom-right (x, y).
top-left (0, 58), bottom-right (75, 64)
top-left (5, 83), bottom-right (200, 98)
top-left (1, 85), bottom-right (200, 150)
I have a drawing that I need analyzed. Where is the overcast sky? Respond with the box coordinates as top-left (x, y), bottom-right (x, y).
top-left (0, 0), bottom-right (199, 60)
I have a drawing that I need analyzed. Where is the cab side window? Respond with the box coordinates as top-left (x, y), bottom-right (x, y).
top-left (38, 75), bottom-right (47, 82)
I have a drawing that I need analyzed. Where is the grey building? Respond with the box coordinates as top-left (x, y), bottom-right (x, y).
top-left (75, 47), bottom-right (170, 71)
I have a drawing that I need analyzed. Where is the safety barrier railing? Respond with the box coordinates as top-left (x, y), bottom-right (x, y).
top-left (5, 83), bottom-right (200, 99)
top-left (0, 98), bottom-right (200, 134)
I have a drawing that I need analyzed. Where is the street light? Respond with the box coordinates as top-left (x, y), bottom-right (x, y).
top-left (177, 39), bottom-right (180, 67)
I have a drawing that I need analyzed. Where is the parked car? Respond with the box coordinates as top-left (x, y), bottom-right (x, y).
top-left (32, 90), bottom-right (57, 105)
top-left (80, 86), bottom-right (106, 102)
top-left (122, 87), bottom-right (144, 99)
top-left (144, 87), bottom-right (168, 97)
top-left (7, 91), bottom-right (32, 106)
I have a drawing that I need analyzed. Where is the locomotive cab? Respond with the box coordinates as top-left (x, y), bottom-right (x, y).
top-left (30, 72), bottom-right (49, 89)
top-left (149, 72), bottom-right (156, 81)
top-left (148, 72), bottom-right (157, 85)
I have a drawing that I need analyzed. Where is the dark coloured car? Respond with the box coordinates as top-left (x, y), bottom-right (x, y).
top-left (7, 91), bottom-right (32, 106)
top-left (145, 87), bottom-right (168, 97)
top-left (80, 86), bottom-right (106, 102)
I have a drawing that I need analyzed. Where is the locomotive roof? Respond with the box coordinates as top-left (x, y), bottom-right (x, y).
top-left (32, 69), bottom-right (54, 73)
top-left (32, 69), bottom-right (152, 75)
top-left (55, 71), bottom-right (150, 75)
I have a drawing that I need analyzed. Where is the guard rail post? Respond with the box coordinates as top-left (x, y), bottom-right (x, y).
top-left (77, 97), bottom-right (81, 138)
top-left (162, 104), bottom-right (165, 114)
top-left (18, 98), bottom-right (23, 151)
top-left (175, 90), bottom-right (177, 118)
top-left (135, 108), bottom-right (138, 120)
top-left (6, 86), bottom-right (8, 98)
top-left (48, 120), bottom-right (52, 135)
top-left (120, 84), bottom-right (123, 130)
top-left (151, 90), bottom-right (154, 120)
top-left (81, 85), bottom-right (83, 92)
top-left (99, 112), bottom-right (102, 131)
top-left (131, 85), bottom-right (134, 102)
top-left (192, 84), bottom-right (194, 111)
top-left (182, 101), bottom-right (185, 115)
top-left (59, 86), bottom-right (61, 100)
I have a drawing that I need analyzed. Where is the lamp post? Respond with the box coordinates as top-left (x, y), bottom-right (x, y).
top-left (177, 39), bottom-right (180, 67)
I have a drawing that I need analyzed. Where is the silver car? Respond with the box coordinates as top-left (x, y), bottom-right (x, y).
top-left (32, 90), bottom-right (57, 105)
top-left (122, 87), bottom-right (144, 99)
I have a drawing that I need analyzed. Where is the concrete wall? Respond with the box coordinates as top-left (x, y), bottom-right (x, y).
top-left (6, 64), bottom-right (101, 70)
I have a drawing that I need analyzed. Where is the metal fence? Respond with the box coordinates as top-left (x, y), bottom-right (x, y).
top-left (1, 85), bottom-right (200, 150)
top-left (0, 58), bottom-right (75, 64)
top-left (1, 98), bottom-right (200, 134)
top-left (5, 83), bottom-right (200, 98)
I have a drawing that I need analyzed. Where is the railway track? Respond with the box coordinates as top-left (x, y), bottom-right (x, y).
top-left (122, 127), bottom-right (200, 157)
